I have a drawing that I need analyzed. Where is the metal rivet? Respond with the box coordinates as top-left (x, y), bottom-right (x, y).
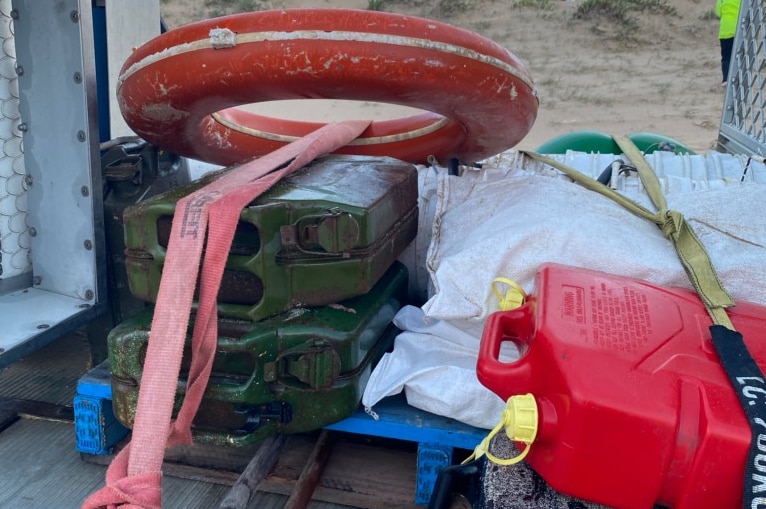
top-left (85, 290), bottom-right (94, 300)
top-left (24, 175), bottom-right (33, 186)
top-left (33, 276), bottom-right (41, 285)
top-left (18, 123), bottom-right (27, 132)
top-left (37, 324), bottom-right (50, 330)
top-left (77, 130), bottom-right (86, 142)
top-left (73, 72), bottom-right (82, 84)
top-left (10, 9), bottom-right (18, 20)
top-left (70, 10), bottom-right (79, 23)
top-left (29, 227), bottom-right (36, 237)
top-left (81, 185), bottom-right (89, 196)
top-left (15, 65), bottom-right (23, 76)
top-left (83, 239), bottom-right (92, 250)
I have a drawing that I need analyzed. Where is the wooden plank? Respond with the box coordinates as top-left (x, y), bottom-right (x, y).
top-left (84, 450), bottom-right (241, 486)
top-left (83, 435), bottom-right (262, 473)
top-left (165, 440), bottom-right (261, 473)
top-left (82, 432), bottom-right (419, 508)
top-left (0, 396), bottom-right (73, 433)
top-left (260, 438), bottom-right (419, 509)
top-left (219, 434), bottom-right (287, 509)
top-left (284, 429), bottom-right (335, 509)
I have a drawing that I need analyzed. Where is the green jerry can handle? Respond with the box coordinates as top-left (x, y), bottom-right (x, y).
top-left (280, 207), bottom-right (361, 254)
top-left (263, 339), bottom-right (342, 389)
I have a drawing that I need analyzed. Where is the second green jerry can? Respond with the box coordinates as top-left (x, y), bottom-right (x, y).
top-left (108, 262), bottom-right (408, 446)
top-left (122, 155), bottom-right (418, 321)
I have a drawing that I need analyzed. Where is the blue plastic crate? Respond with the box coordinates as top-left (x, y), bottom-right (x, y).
top-left (74, 361), bottom-right (129, 455)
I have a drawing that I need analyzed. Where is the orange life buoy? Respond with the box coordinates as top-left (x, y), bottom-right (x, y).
top-left (117, 9), bottom-right (538, 166)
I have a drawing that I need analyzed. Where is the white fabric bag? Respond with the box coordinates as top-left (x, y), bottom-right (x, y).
top-left (365, 150), bottom-right (766, 429)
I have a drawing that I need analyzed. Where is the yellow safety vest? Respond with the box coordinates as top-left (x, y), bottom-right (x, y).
top-left (716, 0), bottom-right (741, 39)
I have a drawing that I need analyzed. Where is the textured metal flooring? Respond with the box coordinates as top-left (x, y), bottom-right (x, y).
top-left (0, 419), bottom-right (233, 509)
top-left (0, 329), bottom-right (90, 405)
top-left (0, 331), bottom-right (353, 509)
top-left (0, 417), bottom-right (359, 508)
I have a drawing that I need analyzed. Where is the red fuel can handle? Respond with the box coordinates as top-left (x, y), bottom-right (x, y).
top-left (477, 305), bottom-right (536, 398)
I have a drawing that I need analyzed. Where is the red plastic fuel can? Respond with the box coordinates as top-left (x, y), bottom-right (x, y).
top-left (477, 263), bottom-right (766, 509)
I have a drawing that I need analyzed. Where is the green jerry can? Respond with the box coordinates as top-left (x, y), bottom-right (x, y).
top-left (108, 262), bottom-right (408, 446)
top-left (122, 155), bottom-right (418, 322)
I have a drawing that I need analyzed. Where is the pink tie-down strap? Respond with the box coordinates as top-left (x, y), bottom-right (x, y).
top-left (82, 120), bottom-right (371, 509)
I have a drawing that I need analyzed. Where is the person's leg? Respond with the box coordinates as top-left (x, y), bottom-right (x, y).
top-left (720, 37), bottom-right (734, 84)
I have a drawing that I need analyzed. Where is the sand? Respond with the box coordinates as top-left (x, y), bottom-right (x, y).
top-left (159, 0), bottom-right (725, 155)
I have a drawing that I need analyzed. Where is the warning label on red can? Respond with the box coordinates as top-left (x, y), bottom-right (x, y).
top-left (588, 283), bottom-right (654, 354)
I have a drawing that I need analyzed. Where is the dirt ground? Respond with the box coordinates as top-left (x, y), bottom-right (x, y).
top-left (159, 0), bottom-right (725, 154)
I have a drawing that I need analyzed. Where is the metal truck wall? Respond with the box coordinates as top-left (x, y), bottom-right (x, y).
top-left (718, 0), bottom-right (766, 156)
top-left (0, 0), bottom-right (104, 366)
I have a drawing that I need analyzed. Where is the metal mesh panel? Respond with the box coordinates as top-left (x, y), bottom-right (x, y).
top-left (718, 0), bottom-right (766, 156)
top-left (0, 0), bottom-right (29, 279)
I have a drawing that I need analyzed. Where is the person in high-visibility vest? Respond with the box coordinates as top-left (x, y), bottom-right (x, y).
top-left (715, 0), bottom-right (741, 87)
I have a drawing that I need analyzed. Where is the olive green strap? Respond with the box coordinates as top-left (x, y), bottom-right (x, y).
top-left (612, 135), bottom-right (668, 211)
top-left (522, 151), bottom-right (658, 223)
top-left (523, 143), bottom-right (734, 330)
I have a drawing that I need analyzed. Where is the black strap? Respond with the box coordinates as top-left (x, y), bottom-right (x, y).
top-left (428, 457), bottom-right (485, 509)
top-left (710, 325), bottom-right (766, 508)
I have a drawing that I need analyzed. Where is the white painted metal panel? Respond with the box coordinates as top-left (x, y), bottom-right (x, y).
top-left (14, 0), bottom-right (102, 300)
top-left (0, 288), bottom-right (90, 348)
top-left (1, 0), bottom-right (104, 367)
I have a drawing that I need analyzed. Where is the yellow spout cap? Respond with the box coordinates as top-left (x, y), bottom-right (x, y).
top-left (502, 393), bottom-right (539, 444)
top-left (491, 277), bottom-right (527, 311)
top-left (463, 393), bottom-right (539, 466)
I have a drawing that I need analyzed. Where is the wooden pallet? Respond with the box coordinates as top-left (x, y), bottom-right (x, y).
top-left (83, 431), bottom-right (421, 509)
top-left (76, 361), bottom-right (487, 507)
